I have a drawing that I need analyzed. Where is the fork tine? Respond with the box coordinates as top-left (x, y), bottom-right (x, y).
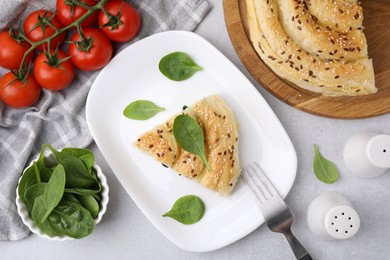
top-left (242, 167), bottom-right (266, 203)
top-left (252, 162), bottom-right (280, 198)
top-left (242, 162), bottom-right (313, 259)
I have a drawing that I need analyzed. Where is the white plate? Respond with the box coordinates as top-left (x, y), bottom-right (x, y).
top-left (86, 31), bottom-right (297, 252)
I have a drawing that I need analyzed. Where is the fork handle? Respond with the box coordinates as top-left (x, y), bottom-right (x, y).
top-left (284, 230), bottom-right (312, 260)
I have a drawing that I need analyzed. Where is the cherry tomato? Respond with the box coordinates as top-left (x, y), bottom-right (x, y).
top-left (69, 28), bottom-right (113, 71)
top-left (0, 72), bottom-right (41, 108)
top-left (34, 50), bottom-right (75, 91)
top-left (98, 0), bottom-right (140, 43)
top-left (24, 10), bottom-right (65, 51)
top-left (56, 0), bottom-right (98, 28)
top-left (0, 31), bottom-right (33, 70)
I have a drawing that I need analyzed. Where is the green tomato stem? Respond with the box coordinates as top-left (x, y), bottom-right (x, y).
top-left (18, 0), bottom-right (108, 75)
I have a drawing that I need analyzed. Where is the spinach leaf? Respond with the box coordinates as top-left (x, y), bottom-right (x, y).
top-left (159, 52), bottom-right (202, 81)
top-left (18, 146), bottom-right (51, 202)
top-left (173, 115), bottom-right (210, 170)
top-left (77, 195), bottom-right (100, 219)
top-left (62, 192), bottom-right (80, 204)
top-left (162, 195), bottom-right (205, 224)
top-left (47, 144), bottom-right (96, 188)
top-left (31, 196), bottom-right (58, 237)
top-left (18, 162), bottom-right (39, 204)
top-left (65, 186), bottom-right (101, 196)
top-left (47, 200), bottom-right (95, 239)
top-left (62, 148), bottom-right (95, 170)
top-left (123, 100), bottom-right (165, 120)
top-left (36, 145), bottom-right (52, 182)
top-left (20, 144), bottom-right (104, 239)
top-left (24, 183), bottom-right (47, 214)
top-left (313, 144), bottom-right (339, 184)
top-left (41, 164), bottom-right (66, 222)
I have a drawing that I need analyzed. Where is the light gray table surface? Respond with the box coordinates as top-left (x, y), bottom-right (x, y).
top-left (2, 1), bottom-right (390, 259)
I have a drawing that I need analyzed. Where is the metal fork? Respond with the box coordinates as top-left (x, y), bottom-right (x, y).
top-left (242, 162), bottom-right (312, 260)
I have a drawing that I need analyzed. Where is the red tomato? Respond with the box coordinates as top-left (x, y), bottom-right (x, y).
top-left (56, 0), bottom-right (98, 28)
top-left (69, 28), bottom-right (113, 71)
top-left (0, 72), bottom-right (41, 108)
top-left (98, 0), bottom-right (140, 43)
top-left (34, 50), bottom-right (75, 91)
top-left (0, 31), bottom-right (33, 70)
top-left (24, 10), bottom-right (65, 51)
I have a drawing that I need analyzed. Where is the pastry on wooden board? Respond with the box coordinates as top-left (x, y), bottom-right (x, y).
top-left (246, 0), bottom-right (376, 96)
top-left (135, 95), bottom-right (240, 195)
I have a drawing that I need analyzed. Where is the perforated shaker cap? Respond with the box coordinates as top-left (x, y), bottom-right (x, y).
top-left (307, 193), bottom-right (361, 240)
top-left (324, 205), bottom-right (360, 239)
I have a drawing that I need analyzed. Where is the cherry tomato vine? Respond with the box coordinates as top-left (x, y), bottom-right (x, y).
top-left (0, 0), bottom-right (141, 108)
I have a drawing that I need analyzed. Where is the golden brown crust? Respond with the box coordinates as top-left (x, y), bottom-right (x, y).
top-left (278, 0), bottom-right (367, 61)
top-left (306, 0), bottom-right (363, 34)
top-left (246, 0), bottom-right (376, 96)
top-left (135, 95), bottom-right (240, 195)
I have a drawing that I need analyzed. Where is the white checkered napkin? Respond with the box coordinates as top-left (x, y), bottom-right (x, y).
top-left (0, 0), bottom-right (211, 241)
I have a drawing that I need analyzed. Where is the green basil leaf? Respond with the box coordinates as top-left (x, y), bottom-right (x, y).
top-left (162, 195), bottom-right (205, 224)
top-left (77, 195), bottom-right (100, 219)
top-left (47, 200), bottom-right (95, 239)
top-left (173, 115), bottom-right (210, 170)
top-left (41, 164), bottom-right (66, 222)
top-left (313, 144), bottom-right (339, 184)
top-left (47, 144), bottom-right (96, 188)
top-left (159, 52), bottom-right (202, 81)
top-left (123, 100), bottom-right (165, 120)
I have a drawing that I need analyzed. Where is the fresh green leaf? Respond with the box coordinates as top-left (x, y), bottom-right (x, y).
top-left (47, 200), bottom-right (95, 239)
top-left (173, 115), bottom-right (210, 170)
top-left (19, 144), bottom-right (104, 239)
top-left (47, 144), bottom-right (96, 188)
top-left (62, 148), bottom-right (95, 170)
top-left (31, 196), bottom-right (58, 237)
top-left (163, 195), bottom-right (205, 224)
top-left (35, 145), bottom-right (52, 182)
top-left (313, 144), bottom-right (339, 184)
top-left (62, 192), bottom-right (80, 204)
top-left (41, 164), bottom-right (66, 222)
top-left (77, 195), bottom-right (100, 219)
top-left (18, 145), bottom-right (51, 202)
top-left (159, 52), bottom-right (202, 81)
top-left (64, 186), bottom-right (101, 196)
top-left (18, 162), bottom-right (39, 204)
top-left (123, 100), bottom-right (165, 120)
top-left (24, 183), bottom-right (47, 214)
top-left (64, 168), bottom-right (101, 196)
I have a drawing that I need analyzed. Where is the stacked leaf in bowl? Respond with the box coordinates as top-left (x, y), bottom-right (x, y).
top-left (16, 144), bottom-right (109, 240)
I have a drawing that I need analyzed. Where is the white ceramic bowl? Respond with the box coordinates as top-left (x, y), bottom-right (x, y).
top-left (16, 158), bottom-right (109, 241)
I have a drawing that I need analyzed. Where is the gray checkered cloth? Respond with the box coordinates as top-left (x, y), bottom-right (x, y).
top-left (0, 0), bottom-right (211, 241)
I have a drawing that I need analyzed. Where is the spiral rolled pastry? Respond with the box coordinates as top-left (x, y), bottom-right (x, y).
top-left (306, 0), bottom-right (363, 34)
top-left (278, 0), bottom-right (366, 61)
top-left (246, 0), bottom-right (376, 96)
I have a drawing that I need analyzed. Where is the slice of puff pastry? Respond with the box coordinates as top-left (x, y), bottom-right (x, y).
top-left (135, 95), bottom-right (240, 196)
top-left (246, 0), bottom-right (376, 96)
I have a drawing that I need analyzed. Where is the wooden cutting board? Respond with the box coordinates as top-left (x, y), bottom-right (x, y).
top-left (223, 0), bottom-right (390, 119)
